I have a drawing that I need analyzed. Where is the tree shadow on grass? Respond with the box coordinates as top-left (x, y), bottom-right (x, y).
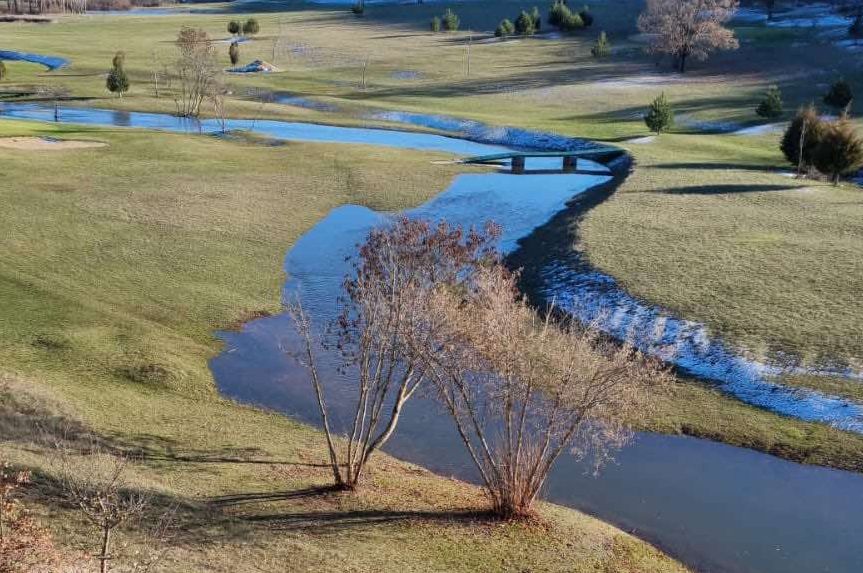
top-left (656, 183), bottom-right (798, 195)
top-left (650, 162), bottom-right (785, 173)
top-left (244, 507), bottom-right (497, 533)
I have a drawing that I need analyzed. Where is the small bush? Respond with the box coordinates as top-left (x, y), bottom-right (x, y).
top-left (756, 85), bottom-right (783, 119)
top-left (780, 105), bottom-right (825, 173)
top-left (579, 5), bottom-right (594, 27)
top-left (227, 20), bottom-right (241, 35)
top-left (813, 118), bottom-right (863, 184)
top-left (242, 18), bottom-right (260, 36)
top-left (644, 92), bottom-right (674, 133)
top-left (431, 16), bottom-right (441, 32)
top-left (515, 10), bottom-right (537, 35)
top-left (0, 61), bottom-right (6, 81)
top-left (495, 19), bottom-right (515, 37)
top-left (591, 30), bottom-right (610, 57)
top-left (823, 78), bottom-right (853, 112)
top-left (443, 8), bottom-right (460, 31)
top-left (229, 41), bottom-right (240, 65)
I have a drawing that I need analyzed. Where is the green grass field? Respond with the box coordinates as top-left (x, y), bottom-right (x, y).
top-left (1, 0), bottom-right (863, 568)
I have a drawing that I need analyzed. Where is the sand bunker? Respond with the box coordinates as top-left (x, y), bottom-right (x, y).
top-left (0, 137), bottom-right (106, 150)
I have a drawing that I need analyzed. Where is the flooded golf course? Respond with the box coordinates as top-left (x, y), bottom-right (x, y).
top-left (2, 97), bottom-right (863, 572)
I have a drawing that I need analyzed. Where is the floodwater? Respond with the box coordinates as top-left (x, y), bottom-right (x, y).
top-left (3, 99), bottom-right (863, 572)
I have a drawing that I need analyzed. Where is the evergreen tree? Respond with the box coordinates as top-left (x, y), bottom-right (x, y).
top-left (242, 18), bottom-right (260, 36)
top-left (495, 19), bottom-right (515, 37)
top-left (756, 85), bottom-right (783, 119)
top-left (824, 78), bottom-right (854, 112)
top-left (579, 5), bottom-right (594, 27)
top-left (442, 8), bottom-right (460, 31)
top-left (515, 10), bottom-right (537, 35)
top-left (430, 16), bottom-right (441, 32)
top-left (644, 92), bottom-right (674, 133)
top-left (229, 41), bottom-right (240, 66)
top-left (106, 51), bottom-right (129, 97)
top-left (591, 31), bottom-right (610, 57)
top-left (227, 20), bottom-right (241, 36)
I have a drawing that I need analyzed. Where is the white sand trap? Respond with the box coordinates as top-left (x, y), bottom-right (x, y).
top-left (0, 137), bottom-right (107, 150)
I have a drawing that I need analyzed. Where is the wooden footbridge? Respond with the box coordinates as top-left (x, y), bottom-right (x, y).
top-left (460, 148), bottom-right (622, 174)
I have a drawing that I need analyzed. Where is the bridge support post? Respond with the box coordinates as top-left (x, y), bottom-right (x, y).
top-left (563, 155), bottom-right (577, 173)
top-left (511, 156), bottom-right (525, 174)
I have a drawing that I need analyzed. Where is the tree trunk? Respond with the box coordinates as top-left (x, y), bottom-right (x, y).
top-left (99, 526), bottom-right (112, 573)
top-left (679, 53), bottom-right (687, 73)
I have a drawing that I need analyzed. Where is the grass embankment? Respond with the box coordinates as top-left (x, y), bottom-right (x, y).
top-left (1, 0), bottom-right (862, 467)
top-left (0, 119), bottom-right (687, 571)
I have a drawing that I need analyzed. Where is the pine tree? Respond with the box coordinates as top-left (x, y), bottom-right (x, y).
top-left (515, 10), bottom-right (537, 35)
top-left (442, 9), bottom-right (460, 31)
top-left (824, 78), bottom-right (854, 112)
top-left (106, 51), bottom-right (129, 97)
top-left (430, 16), bottom-right (441, 32)
top-left (591, 31), bottom-right (610, 57)
top-left (756, 85), bottom-right (783, 119)
top-left (495, 19), bottom-right (515, 37)
top-left (644, 92), bottom-right (674, 133)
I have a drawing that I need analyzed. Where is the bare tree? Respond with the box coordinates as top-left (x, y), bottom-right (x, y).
top-left (288, 218), bottom-right (500, 490)
top-left (638, 0), bottom-right (739, 72)
top-left (172, 27), bottom-right (220, 117)
top-left (419, 265), bottom-right (669, 519)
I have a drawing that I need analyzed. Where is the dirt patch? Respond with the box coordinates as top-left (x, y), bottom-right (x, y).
top-left (0, 137), bottom-right (106, 151)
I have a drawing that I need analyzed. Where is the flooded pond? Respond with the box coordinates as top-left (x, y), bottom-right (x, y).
top-left (3, 100), bottom-right (863, 572)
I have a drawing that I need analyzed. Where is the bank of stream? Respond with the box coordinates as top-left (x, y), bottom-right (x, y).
top-left (2, 98), bottom-right (863, 572)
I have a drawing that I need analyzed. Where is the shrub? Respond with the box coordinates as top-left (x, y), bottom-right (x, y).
top-left (443, 8), bottom-right (460, 31)
top-left (227, 20), bottom-right (241, 36)
top-left (644, 92), bottom-right (674, 133)
top-left (495, 18), bottom-right (515, 37)
top-left (431, 15), bottom-right (441, 32)
top-left (242, 18), bottom-right (260, 36)
top-left (823, 78), bottom-right (853, 112)
top-left (756, 85), bottom-right (783, 119)
top-left (351, 0), bottom-right (364, 15)
top-left (813, 118), bottom-right (863, 184)
top-left (515, 10), bottom-right (537, 35)
top-left (780, 105), bottom-right (825, 173)
top-left (0, 61), bottom-right (6, 81)
top-left (106, 51), bottom-right (129, 97)
top-left (591, 30), bottom-right (610, 57)
top-left (228, 41), bottom-right (240, 65)
top-left (579, 5), bottom-right (594, 27)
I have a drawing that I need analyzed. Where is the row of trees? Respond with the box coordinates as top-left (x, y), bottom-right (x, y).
top-left (289, 218), bottom-right (666, 517)
top-left (548, 0), bottom-right (593, 31)
top-left (227, 18), bottom-right (260, 37)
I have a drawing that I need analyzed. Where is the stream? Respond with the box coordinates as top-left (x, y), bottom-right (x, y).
top-left (2, 99), bottom-right (863, 572)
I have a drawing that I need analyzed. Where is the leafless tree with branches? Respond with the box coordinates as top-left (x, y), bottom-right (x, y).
top-left (638, 0), bottom-right (739, 72)
top-left (172, 27), bottom-right (220, 117)
top-left (288, 217), bottom-right (500, 490)
top-left (418, 265), bottom-right (670, 519)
